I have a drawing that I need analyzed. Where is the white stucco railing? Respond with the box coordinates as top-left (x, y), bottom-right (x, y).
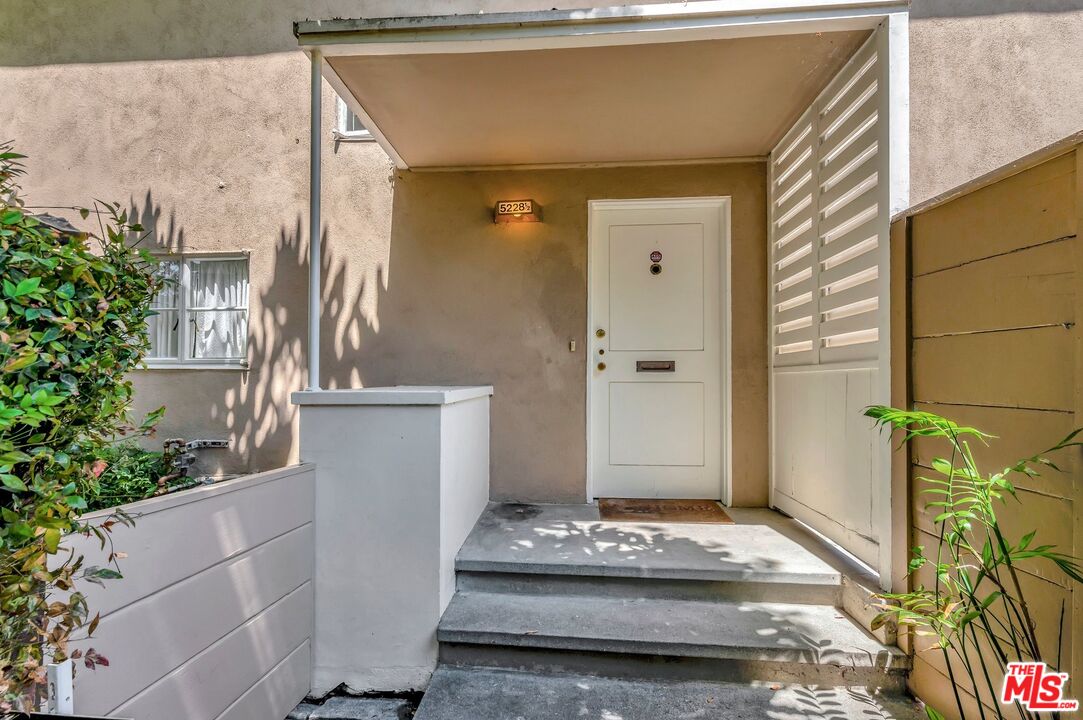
top-left (292, 385), bottom-right (492, 695)
top-left (63, 464), bottom-right (316, 720)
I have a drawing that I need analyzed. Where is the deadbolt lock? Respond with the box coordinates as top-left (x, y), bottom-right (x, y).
top-left (596, 328), bottom-right (606, 338)
top-left (597, 362), bottom-right (607, 371)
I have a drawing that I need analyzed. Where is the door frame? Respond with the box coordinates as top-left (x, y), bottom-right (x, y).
top-left (586, 197), bottom-right (733, 504)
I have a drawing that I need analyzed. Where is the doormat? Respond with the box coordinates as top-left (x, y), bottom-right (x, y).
top-left (598, 498), bottom-right (734, 524)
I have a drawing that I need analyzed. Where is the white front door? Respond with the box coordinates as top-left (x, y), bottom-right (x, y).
top-left (588, 198), bottom-right (728, 500)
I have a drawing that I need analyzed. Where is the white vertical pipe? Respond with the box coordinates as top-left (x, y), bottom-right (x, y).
top-left (875, 11), bottom-right (909, 592)
top-left (307, 49), bottom-right (322, 391)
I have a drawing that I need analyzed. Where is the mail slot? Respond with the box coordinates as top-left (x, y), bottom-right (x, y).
top-left (636, 360), bottom-right (676, 372)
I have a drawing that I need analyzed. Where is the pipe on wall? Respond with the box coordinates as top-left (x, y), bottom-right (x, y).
top-left (307, 49), bottom-right (322, 391)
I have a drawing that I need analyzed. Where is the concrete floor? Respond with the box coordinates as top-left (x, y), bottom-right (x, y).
top-left (457, 503), bottom-right (879, 590)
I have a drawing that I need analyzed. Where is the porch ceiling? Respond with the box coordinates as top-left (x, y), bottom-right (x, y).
top-left (324, 31), bottom-right (868, 169)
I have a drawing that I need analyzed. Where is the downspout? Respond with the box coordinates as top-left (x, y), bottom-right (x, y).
top-left (307, 49), bottom-right (322, 390)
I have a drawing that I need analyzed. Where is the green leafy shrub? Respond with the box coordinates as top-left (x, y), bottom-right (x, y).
top-left (0, 144), bottom-right (163, 710)
top-left (83, 444), bottom-right (170, 512)
top-left (867, 406), bottom-right (1083, 720)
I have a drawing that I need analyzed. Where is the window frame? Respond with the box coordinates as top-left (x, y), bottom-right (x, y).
top-left (333, 96), bottom-right (374, 142)
top-left (144, 252), bottom-right (251, 370)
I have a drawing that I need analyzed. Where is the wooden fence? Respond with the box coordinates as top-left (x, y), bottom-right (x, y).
top-left (891, 136), bottom-right (1082, 719)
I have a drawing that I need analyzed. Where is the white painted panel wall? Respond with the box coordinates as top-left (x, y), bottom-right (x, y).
top-left (772, 368), bottom-right (878, 564)
top-left (769, 18), bottom-right (906, 576)
top-left (64, 465), bottom-right (316, 720)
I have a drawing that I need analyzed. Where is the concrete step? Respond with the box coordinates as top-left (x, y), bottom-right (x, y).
top-left (456, 570), bottom-right (841, 605)
top-left (455, 504), bottom-right (845, 604)
top-left (414, 665), bottom-right (927, 720)
top-left (437, 591), bottom-right (908, 689)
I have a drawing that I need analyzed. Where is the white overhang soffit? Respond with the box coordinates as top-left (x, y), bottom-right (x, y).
top-left (295, 1), bottom-right (906, 170)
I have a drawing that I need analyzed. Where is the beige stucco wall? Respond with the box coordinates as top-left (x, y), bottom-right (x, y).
top-left (3, 0), bottom-right (1081, 503)
top-left (910, 1), bottom-right (1083, 204)
top-left (0, 1), bottom-right (772, 505)
top-left (347, 163), bottom-right (768, 504)
top-left (0, 47), bottom-right (395, 477)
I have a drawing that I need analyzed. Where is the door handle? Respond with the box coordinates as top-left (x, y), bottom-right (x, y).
top-left (636, 360), bottom-right (675, 372)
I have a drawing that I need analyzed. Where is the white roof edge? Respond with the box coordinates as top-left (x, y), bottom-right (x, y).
top-left (291, 386), bottom-right (495, 406)
top-left (294, 0), bottom-right (908, 44)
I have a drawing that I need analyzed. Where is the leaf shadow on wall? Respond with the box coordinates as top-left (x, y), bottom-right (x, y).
top-left (126, 192), bottom-right (379, 476)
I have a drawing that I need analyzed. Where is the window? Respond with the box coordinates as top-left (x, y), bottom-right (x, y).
top-left (335, 96), bottom-right (373, 141)
top-left (147, 255), bottom-right (250, 368)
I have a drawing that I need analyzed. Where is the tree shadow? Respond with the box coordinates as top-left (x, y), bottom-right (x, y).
top-left (126, 191), bottom-right (378, 477)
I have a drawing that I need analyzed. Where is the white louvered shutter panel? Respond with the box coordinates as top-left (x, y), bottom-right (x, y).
top-left (769, 113), bottom-right (818, 366)
top-left (770, 34), bottom-right (885, 367)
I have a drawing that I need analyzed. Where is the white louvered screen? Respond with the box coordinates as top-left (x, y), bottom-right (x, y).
top-left (770, 114), bottom-right (818, 366)
top-left (769, 34), bottom-right (884, 367)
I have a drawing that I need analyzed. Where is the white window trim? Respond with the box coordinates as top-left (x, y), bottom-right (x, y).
top-left (333, 96), bottom-right (374, 142)
top-left (143, 251), bottom-right (251, 371)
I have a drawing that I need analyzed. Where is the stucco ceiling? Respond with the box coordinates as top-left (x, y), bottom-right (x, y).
top-left (328, 30), bottom-right (870, 168)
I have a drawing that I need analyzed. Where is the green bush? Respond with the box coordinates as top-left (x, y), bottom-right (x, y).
top-left (84, 444), bottom-right (170, 512)
top-left (0, 144), bottom-right (163, 709)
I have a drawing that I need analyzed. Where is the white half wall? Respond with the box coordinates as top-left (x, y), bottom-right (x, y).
top-left (63, 464), bottom-right (316, 720)
top-left (292, 386), bottom-right (492, 695)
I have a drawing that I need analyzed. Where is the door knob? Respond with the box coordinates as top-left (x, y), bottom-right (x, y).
top-left (596, 328), bottom-right (606, 338)
top-left (597, 362), bottom-right (607, 371)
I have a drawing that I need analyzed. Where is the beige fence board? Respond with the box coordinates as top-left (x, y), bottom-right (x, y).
top-left (912, 326), bottom-right (1075, 411)
top-left (911, 153), bottom-right (1077, 276)
top-left (910, 655), bottom-right (1021, 720)
top-left (911, 531), bottom-right (1073, 673)
top-left (910, 580), bottom-right (1069, 720)
top-left (112, 582), bottom-right (313, 720)
top-left (912, 239), bottom-right (1076, 338)
top-left (910, 403), bottom-right (1079, 497)
top-left (912, 474), bottom-right (1074, 588)
top-left (903, 144), bottom-right (1081, 719)
top-left (75, 525), bottom-right (313, 715)
top-left (1073, 144), bottom-right (1083, 706)
top-left (909, 658), bottom-right (980, 720)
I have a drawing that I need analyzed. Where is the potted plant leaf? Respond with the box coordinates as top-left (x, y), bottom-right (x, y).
top-left (867, 406), bottom-right (1083, 720)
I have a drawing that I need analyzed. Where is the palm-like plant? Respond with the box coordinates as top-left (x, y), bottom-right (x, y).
top-left (866, 406), bottom-right (1083, 720)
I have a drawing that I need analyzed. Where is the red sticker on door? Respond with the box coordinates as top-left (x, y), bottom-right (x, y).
top-left (650, 251), bottom-right (662, 262)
